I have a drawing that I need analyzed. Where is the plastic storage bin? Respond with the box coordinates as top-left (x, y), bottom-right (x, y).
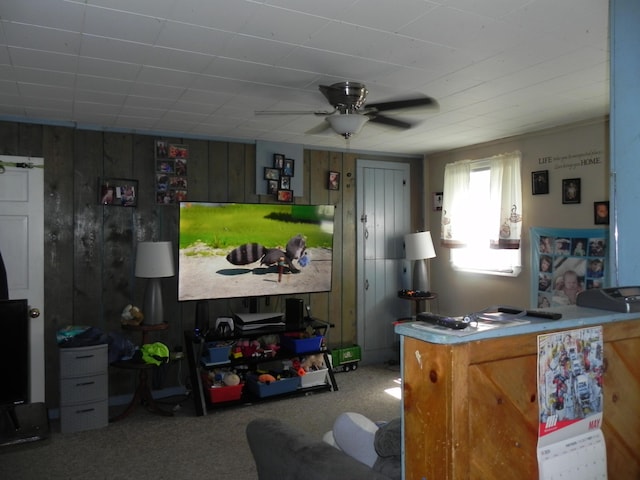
top-left (246, 375), bottom-right (300, 398)
top-left (299, 368), bottom-right (328, 388)
top-left (280, 335), bottom-right (324, 354)
top-left (203, 342), bottom-right (232, 365)
top-left (207, 383), bottom-right (244, 403)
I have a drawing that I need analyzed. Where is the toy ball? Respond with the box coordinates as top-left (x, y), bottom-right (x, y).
top-left (258, 373), bottom-right (276, 384)
top-left (223, 372), bottom-right (241, 386)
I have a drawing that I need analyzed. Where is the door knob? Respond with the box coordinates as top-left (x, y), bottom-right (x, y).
top-left (29, 308), bottom-right (40, 318)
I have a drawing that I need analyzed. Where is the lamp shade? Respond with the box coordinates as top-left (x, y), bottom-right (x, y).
top-left (135, 241), bottom-right (175, 278)
top-left (404, 231), bottom-right (436, 260)
top-left (326, 114), bottom-right (369, 138)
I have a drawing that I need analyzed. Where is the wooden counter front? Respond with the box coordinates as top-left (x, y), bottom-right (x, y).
top-left (399, 314), bottom-right (640, 479)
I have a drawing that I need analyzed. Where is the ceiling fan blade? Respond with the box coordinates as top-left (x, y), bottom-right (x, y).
top-left (305, 120), bottom-right (333, 135)
top-left (367, 114), bottom-right (413, 129)
top-left (254, 109), bottom-right (334, 116)
top-left (365, 96), bottom-right (437, 112)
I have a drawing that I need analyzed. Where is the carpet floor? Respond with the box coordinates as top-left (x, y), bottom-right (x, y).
top-left (0, 363), bottom-right (402, 480)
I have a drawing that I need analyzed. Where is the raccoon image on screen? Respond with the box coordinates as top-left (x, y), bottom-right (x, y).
top-left (178, 203), bottom-right (334, 301)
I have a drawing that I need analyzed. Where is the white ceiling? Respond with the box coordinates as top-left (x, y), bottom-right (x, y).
top-left (0, 0), bottom-right (609, 156)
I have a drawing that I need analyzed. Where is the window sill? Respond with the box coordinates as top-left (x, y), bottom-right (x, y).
top-left (451, 265), bottom-right (522, 277)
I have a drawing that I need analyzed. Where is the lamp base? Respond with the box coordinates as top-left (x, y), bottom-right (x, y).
top-left (143, 278), bottom-right (164, 325)
top-left (412, 259), bottom-right (430, 293)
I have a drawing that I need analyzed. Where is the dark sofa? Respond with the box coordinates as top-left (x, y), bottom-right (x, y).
top-left (246, 417), bottom-right (394, 480)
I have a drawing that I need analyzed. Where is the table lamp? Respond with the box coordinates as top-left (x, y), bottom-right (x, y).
top-left (404, 231), bottom-right (436, 293)
top-left (135, 241), bottom-right (175, 325)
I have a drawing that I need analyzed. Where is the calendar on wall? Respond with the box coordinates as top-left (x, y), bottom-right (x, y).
top-left (537, 326), bottom-right (607, 479)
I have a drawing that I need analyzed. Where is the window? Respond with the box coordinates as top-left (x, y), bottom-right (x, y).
top-left (441, 152), bottom-right (522, 276)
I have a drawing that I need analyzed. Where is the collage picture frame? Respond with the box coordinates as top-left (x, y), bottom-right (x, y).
top-left (265, 153), bottom-right (296, 201)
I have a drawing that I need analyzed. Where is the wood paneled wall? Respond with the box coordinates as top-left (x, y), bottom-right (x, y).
top-left (0, 121), bottom-right (422, 407)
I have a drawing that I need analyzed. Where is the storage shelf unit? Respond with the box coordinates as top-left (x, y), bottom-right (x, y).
top-left (59, 344), bottom-right (108, 433)
top-left (184, 319), bottom-right (338, 416)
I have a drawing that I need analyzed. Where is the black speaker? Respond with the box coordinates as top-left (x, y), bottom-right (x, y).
top-left (286, 298), bottom-right (304, 328)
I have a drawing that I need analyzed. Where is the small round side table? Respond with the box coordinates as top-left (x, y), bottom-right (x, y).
top-left (110, 323), bottom-right (173, 422)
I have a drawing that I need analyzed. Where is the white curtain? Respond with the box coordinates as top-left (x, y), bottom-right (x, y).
top-left (441, 151), bottom-right (522, 249)
top-left (440, 160), bottom-right (471, 247)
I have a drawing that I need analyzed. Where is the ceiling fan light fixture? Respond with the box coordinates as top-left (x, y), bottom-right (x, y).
top-left (326, 114), bottom-right (369, 138)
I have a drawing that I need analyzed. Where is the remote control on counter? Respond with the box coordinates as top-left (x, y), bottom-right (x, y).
top-left (526, 310), bottom-right (562, 320)
top-left (497, 307), bottom-right (562, 320)
top-left (417, 312), bottom-right (470, 330)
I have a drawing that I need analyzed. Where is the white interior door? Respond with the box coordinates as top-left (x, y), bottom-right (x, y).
top-left (356, 160), bottom-right (412, 364)
top-left (0, 156), bottom-right (45, 403)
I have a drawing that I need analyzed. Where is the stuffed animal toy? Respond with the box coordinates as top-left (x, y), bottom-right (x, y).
top-left (301, 354), bottom-right (326, 372)
top-left (223, 372), bottom-right (241, 386)
top-left (258, 373), bottom-right (276, 384)
top-left (120, 304), bottom-right (144, 325)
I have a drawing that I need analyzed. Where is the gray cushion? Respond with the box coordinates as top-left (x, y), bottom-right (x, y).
top-left (372, 418), bottom-right (402, 480)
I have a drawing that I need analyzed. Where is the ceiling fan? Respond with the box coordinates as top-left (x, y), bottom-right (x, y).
top-left (255, 82), bottom-right (438, 138)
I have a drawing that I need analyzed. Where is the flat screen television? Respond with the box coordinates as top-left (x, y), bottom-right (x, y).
top-left (0, 299), bottom-right (29, 407)
top-left (178, 202), bottom-right (335, 302)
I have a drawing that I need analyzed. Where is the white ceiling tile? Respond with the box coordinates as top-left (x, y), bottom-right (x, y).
top-left (76, 57), bottom-right (141, 81)
top-left (82, 6), bottom-right (165, 44)
top-left (6, 47), bottom-right (78, 72)
top-left (154, 21), bottom-right (233, 56)
top-left (79, 34), bottom-right (152, 64)
top-left (2, 22), bottom-right (82, 55)
top-left (0, 0), bottom-right (86, 31)
top-left (75, 74), bottom-right (133, 95)
top-left (237, 4), bottom-right (330, 45)
top-left (338, 0), bottom-right (438, 31)
top-left (74, 89), bottom-right (126, 105)
top-left (83, 0), bottom-right (177, 19)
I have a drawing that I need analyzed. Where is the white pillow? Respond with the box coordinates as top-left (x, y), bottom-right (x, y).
top-left (332, 412), bottom-right (379, 468)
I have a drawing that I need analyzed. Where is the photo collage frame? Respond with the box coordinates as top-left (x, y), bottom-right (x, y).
top-left (531, 227), bottom-right (608, 309)
top-left (264, 153), bottom-right (295, 202)
top-left (155, 140), bottom-right (188, 205)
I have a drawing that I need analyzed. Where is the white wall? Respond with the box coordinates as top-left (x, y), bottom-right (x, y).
top-left (426, 118), bottom-right (609, 315)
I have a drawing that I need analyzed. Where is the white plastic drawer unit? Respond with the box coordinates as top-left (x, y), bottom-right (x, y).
top-left (60, 373), bottom-right (108, 404)
top-left (59, 344), bottom-right (108, 433)
top-left (59, 344), bottom-right (108, 377)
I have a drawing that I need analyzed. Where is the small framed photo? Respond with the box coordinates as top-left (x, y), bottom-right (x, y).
top-left (277, 189), bottom-right (293, 202)
top-left (267, 179), bottom-right (279, 195)
top-left (532, 170), bottom-right (549, 195)
top-left (594, 201), bottom-right (610, 225)
top-left (168, 143), bottom-right (189, 159)
top-left (264, 167), bottom-right (280, 181)
top-left (562, 178), bottom-right (581, 204)
top-left (328, 171), bottom-right (340, 190)
top-left (273, 153), bottom-right (285, 169)
top-left (280, 175), bottom-right (291, 190)
top-left (283, 158), bottom-right (295, 177)
top-left (98, 177), bottom-right (138, 207)
top-left (155, 140), bottom-right (168, 158)
top-left (432, 191), bottom-right (443, 211)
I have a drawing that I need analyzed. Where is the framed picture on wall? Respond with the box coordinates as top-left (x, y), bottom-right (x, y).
top-left (594, 201), bottom-right (610, 225)
top-left (98, 178), bottom-right (138, 207)
top-left (432, 191), bottom-right (443, 211)
top-left (267, 179), bottom-right (279, 195)
top-left (277, 189), bottom-right (293, 202)
top-left (532, 170), bottom-right (549, 195)
top-left (328, 171), bottom-right (340, 190)
top-left (283, 158), bottom-right (295, 177)
top-left (264, 167), bottom-right (280, 180)
top-left (273, 153), bottom-right (285, 169)
top-left (562, 178), bottom-right (581, 204)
